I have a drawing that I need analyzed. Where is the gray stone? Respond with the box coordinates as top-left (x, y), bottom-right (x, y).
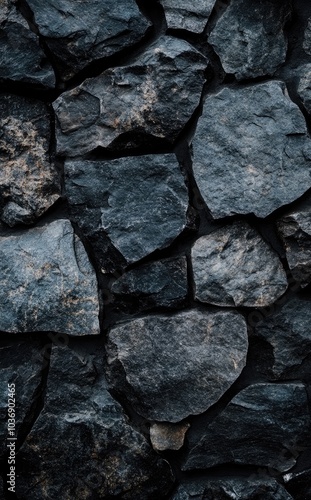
top-left (298, 64), bottom-right (311, 115)
top-left (25, 0), bottom-right (151, 80)
top-left (0, 0), bottom-right (55, 86)
top-left (209, 0), bottom-right (290, 80)
top-left (0, 94), bottom-right (60, 227)
top-left (254, 297), bottom-right (311, 378)
top-left (54, 36), bottom-right (207, 156)
top-left (16, 346), bottom-right (173, 499)
top-left (277, 202), bottom-right (311, 288)
top-left (192, 221), bottom-right (288, 307)
top-left (172, 477), bottom-right (293, 500)
top-left (161, 0), bottom-right (216, 33)
top-left (184, 383), bottom-right (310, 472)
top-left (106, 309), bottom-right (248, 422)
top-left (112, 256), bottom-right (188, 310)
top-left (65, 155), bottom-right (188, 264)
top-left (150, 422), bottom-right (190, 452)
top-left (303, 18), bottom-right (311, 55)
top-left (192, 81), bottom-right (311, 219)
top-left (0, 219), bottom-right (100, 335)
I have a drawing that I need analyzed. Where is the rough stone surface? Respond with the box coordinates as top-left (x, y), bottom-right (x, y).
top-left (192, 81), bottom-right (311, 218)
top-left (298, 64), bottom-right (311, 114)
top-left (303, 18), bottom-right (311, 55)
top-left (278, 203), bottom-right (311, 288)
top-left (65, 155), bottom-right (188, 264)
top-left (184, 383), bottom-right (310, 472)
top-left (172, 477), bottom-right (293, 500)
top-left (0, 94), bottom-right (60, 227)
top-left (16, 346), bottom-right (173, 499)
top-left (25, 0), bottom-right (151, 80)
top-left (107, 309), bottom-right (248, 422)
top-left (150, 422), bottom-right (190, 452)
top-left (209, 0), bottom-right (290, 80)
top-left (54, 36), bottom-right (207, 156)
top-left (192, 221), bottom-right (287, 307)
top-left (0, 219), bottom-right (99, 335)
top-left (254, 297), bottom-right (311, 378)
top-left (161, 0), bottom-right (216, 33)
top-left (112, 256), bottom-right (188, 311)
top-left (0, 0), bottom-right (55, 86)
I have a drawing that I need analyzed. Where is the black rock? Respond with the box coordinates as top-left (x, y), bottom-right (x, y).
top-left (209, 0), bottom-right (290, 80)
top-left (192, 221), bottom-right (287, 307)
top-left (25, 0), bottom-right (151, 80)
top-left (298, 64), bottom-right (311, 115)
top-left (54, 36), bottom-right (207, 156)
top-left (0, 0), bottom-right (55, 86)
top-left (284, 468), bottom-right (311, 500)
top-left (65, 155), bottom-right (188, 265)
top-left (16, 345), bottom-right (174, 499)
top-left (192, 81), bottom-right (311, 218)
top-left (161, 0), bottom-right (216, 33)
top-left (184, 383), bottom-right (310, 472)
top-left (0, 94), bottom-right (60, 227)
top-left (303, 18), bottom-right (311, 55)
top-left (0, 219), bottom-right (100, 335)
top-left (106, 309), bottom-right (248, 422)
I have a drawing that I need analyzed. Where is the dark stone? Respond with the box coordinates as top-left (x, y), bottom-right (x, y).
top-left (0, 219), bottom-right (100, 335)
top-left (0, 94), bottom-right (60, 227)
top-left (192, 81), bottom-right (311, 218)
top-left (303, 18), bottom-right (311, 55)
top-left (65, 155), bottom-right (188, 265)
top-left (161, 0), bottom-right (216, 33)
top-left (0, 0), bottom-right (55, 86)
top-left (298, 64), bottom-right (311, 115)
top-left (172, 477), bottom-right (293, 500)
top-left (184, 383), bottom-right (310, 472)
top-left (16, 346), bottom-right (174, 499)
top-left (284, 468), bottom-right (311, 500)
top-left (192, 221), bottom-right (287, 307)
top-left (209, 0), bottom-right (290, 80)
top-left (106, 309), bottom-right (248, 422)
top-left (254, 297), bottom-right (311, 378)
top-left (25, 0), bottom-right (151, 80)
top-left (112, 256), bottom-right (188, 310)
top-left (0, 341), bottom-right (44, 459)
top-left (53, 36), bottom-right (207, 156)
top-left (277, 202), bottom-right (311, 288)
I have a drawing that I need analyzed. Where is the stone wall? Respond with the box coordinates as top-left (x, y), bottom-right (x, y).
top-left (1, 0), bottom-right (311, 498)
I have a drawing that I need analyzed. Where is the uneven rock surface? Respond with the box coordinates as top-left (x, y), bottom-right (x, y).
top-left (150, 422), bottom-right (190, 452)
top-left (25, 0), bottom-right (151, 80)
top-left (303, 18), bottom-right (311, 55)
top-left (16, 346), bottom-right (173, 499)
top-left (107, 309), bottom-right (248, 422)
top-left (0, 220), bottom-right (99, 335)
top-left (192, 221), bottom-right (287, 307)
top-left (65, 155), bottom-right (188, 264)
top-left (298, 64), bottom-right (311, 114)
top-left (209, 0), bottom-right (290, 80)
top-left (184, 383), bottom-right (310, 472)
top-left (54, 36), bottom-right (207, 156)
top-left (161, 0), bottom-right (216, 33)
top-left (0, 94), bottom-right (60, 227)
top-left (192, 81), bottom-right (311, 218)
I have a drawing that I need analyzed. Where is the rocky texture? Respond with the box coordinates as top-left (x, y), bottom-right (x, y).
top-left (254, 297), bottom-right (311, 378)
top-left (0, 219), bottom-right (99, 335)
top-left (192, 221), bottom-right (287, 307)
top-left (298, 64), bottom-right (311, 114)
top-left (172, 477), bottom-right (294, 500)
top-left (0, 94), bottom-right (60, 227)
top-left (65, 155), bottom-right (188, 264)
top-left (24, 0), bottom-right (151, 80)
top-left (209, 0), bottom-right (290, 80)
top-left (161, 0), bottom-right (216, 33)
top-left (303, 18), bottom-right (311, 55)
top-left (277, 202), bottom-right (311, 288)
top-left (112, 256), bottom-right (188, 310)
top-left (192, 81), bottom-right (311, 219)
top-left (184, 383), bottom-right (310, 472)
top-left (16, 345), bottom-right (173, 499)
top-left (150, 422), bottom-right (190, 452)
top-left (107, 309), bottom-right (248, 422)
top-left (0, 0), bottom-right (55, 86)
top-left (54, 36), bottom-right (207, 156)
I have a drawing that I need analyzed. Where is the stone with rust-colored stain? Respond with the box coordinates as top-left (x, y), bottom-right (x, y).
top-left (0, 94), bottom-right (60, 227)
top-left (160, 0), bottom-right (216, 33)
top-left (150, 422), bottom-right (190, 452)
top-left (0, 219), bottom-right (100, 335)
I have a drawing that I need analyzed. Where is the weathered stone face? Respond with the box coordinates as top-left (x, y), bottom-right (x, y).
top-left (150, 422), bottom-right (190, 452)
top-left (160, 0), bottom-right (216, 33)
top-left (298, 64), bottom-right (311, 115)
top-left (0, 220), bottom-right (100, 335)
top-left (192, 81), bottom-right (311, 218)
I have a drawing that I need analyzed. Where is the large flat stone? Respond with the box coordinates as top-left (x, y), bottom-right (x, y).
top-left (161, 0), bottom-right (216, 33)
top-left (192, 81), bottom-right (311, 218)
